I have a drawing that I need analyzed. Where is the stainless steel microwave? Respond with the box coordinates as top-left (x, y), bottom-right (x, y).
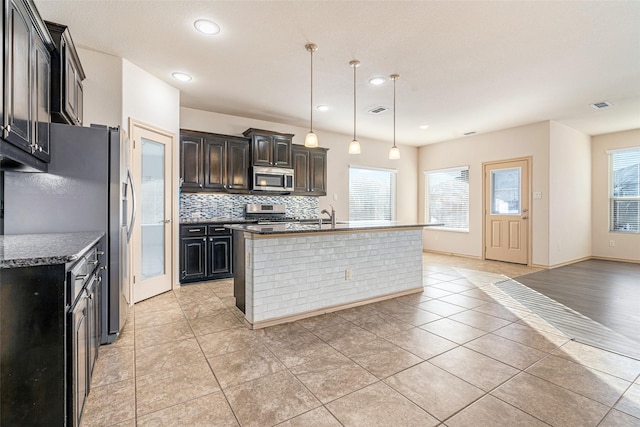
top-left (252, 166), bottom-right (294, 192)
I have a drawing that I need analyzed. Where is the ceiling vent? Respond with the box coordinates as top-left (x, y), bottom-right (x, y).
top-left (368, 106), bottom-right (388, 114)
top-left (463, 131), bottom-right (476, 136)
top-left (590, 101), bottom-right (613, 110)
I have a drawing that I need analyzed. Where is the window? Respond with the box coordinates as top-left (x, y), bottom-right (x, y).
top-left (349, 166), bottom-right (397, 221)
top-left (424, 166), bottom-right (469, 231)
top-left (609, 148), bottom-right (640, 233)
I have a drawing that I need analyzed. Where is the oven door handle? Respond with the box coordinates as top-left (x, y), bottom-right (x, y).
top-left (126, 169), bottom-right (137, 242)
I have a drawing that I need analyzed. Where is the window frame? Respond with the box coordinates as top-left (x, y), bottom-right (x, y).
top-left (424, 165), bottom-right (470, 232)
top-left (348, 165), bottom-right (397, 222)
top-left (608, 147), bottom-right (640, 234)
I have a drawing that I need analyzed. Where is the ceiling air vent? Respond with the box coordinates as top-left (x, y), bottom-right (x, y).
top-left (590, 101), bottom-right (613, 110)
top-left (368, 106), bottom-right (388, 114)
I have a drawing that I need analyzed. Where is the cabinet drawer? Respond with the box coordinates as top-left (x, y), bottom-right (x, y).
top-left (180, 226), bottom-right (206, 237)
top-left (208, 225), bottom-right (231, 236)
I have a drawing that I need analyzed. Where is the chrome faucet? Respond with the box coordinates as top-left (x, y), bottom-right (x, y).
top-left (321, 204), bottom-right (336, 227)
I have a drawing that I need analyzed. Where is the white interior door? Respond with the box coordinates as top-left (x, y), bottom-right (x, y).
top-left (484, 159), bottom-right (530, 265)
top-left (130, 120), bottom-right (174, 303)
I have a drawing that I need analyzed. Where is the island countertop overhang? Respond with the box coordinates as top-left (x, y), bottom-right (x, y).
top-left (225, 221), bottom-right (442, 235)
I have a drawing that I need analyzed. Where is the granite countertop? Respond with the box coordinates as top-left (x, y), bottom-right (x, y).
top-left (0, 232), bottom-right (104, 269)
top-left (225, 221), bottom-right (442, 235)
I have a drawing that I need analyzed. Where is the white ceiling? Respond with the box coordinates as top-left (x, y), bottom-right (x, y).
top-left (34, 0), bottom-right (640, 147)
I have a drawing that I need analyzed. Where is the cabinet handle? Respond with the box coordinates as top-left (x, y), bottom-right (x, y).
top-left (97, 251), bottom-right (105, 255)
top-left (75, 274), bottom-right (88, 280)
top-left (214, 228), bottom-right (225, 231)
top-left (188, 229), bottom-right (201, 232)
top-left (1, 124), bottom-right (10, 135)
top-left (88, 260), bottom-right (99, 265)
top-left (29, 143), bottom-right (39, 154)
top-left (202, 238), bottom-right (206, 242)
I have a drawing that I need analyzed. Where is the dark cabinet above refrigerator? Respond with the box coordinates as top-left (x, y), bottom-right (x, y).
top-left (46, 20), bottom-right (85, 127)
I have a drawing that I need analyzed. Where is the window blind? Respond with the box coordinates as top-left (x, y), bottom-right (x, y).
top-left (424, 166), bottom-right (469, 231)
top-left (349, 166), bottom-right (397, 221)
top-left (609, 148), bottom-right (640, 233)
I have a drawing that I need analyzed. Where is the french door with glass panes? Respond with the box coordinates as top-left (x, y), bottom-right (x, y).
top-left (130, 120), bottom-right (174, 303)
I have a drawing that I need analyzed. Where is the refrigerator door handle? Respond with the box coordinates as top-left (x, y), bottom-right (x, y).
top-left (126, 169), bottom-right (137, 242)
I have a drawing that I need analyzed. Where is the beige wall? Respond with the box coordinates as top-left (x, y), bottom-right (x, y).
top-left (591, 129), bottom-right (640, 262)
top-left (180, 107), bottom-right (419, 223)
top-left (548, 122), bottom-right (592, 266)
top-left (418, 121), bottom-right (551, 266)
top-left (77, 48), bottom-right (122, 128)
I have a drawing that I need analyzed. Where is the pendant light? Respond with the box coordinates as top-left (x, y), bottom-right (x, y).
top-left (304, 43), bottom-right (319, 148)
top-left (388, 74), bottom-right (401, 160)
top-left (348, 60), bottom-right (361, 154)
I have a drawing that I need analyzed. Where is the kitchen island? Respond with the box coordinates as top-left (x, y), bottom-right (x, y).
top-left (227, 222), bottom-right (434, 328)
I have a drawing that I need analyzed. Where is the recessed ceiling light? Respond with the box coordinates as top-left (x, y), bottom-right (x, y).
top-left (194, 19), bottom-right (220, 35)
top-left (316, 104), bottom-right (330, 112)
top-left (172, 72), bottom-right (192, 82)
top-left (419, 125), bottom-right (429, 129)
top-left (369, 77), bottom-right (386, 86)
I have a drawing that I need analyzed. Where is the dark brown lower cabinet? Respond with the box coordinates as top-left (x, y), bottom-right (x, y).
top-left (0, 241), bottom-right (101, 426)
top-left (180, 224), bottom-right (234, 283)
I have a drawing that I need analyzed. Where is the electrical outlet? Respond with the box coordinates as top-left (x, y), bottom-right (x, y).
top-left (345, 268), bottom-right (352, 280)
top-left (609, 240), bottom-right (615, 247)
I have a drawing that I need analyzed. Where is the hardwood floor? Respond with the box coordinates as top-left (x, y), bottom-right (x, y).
top-left (515, 259), bottom-right (640, 345)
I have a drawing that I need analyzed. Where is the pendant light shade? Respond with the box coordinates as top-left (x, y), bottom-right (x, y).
top-left (388, 73), bottom-right (400, 160)
top-left (304, 43), bottom-right (319, 148)
top-left (348, 60), bottom-right (361, 155)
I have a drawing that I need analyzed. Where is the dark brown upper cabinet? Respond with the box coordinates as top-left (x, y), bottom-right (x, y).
top-left (243, 128), bottom-right (293, 168)
top-left (46, 21), bottom-right (85, 126)
top-left (180, 131), bottom-right (204, 190)
top-left (225, 138), bottom-right (250, 191)
top-left (291, 144), bottom-right (328, 196)
top-left (179, 129), bottom-right (250, 193)
top-left (1, 0), bottom-right (53, 171)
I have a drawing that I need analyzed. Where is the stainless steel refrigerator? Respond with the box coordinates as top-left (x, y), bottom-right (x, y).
top-left (3, 122), bottom-right (132, 344)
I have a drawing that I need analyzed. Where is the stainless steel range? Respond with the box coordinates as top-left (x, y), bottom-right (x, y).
top-left (244, 203), bottom-right (319, 224)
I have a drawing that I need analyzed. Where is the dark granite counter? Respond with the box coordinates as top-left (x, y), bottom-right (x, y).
top-left (0, 232), bottom-right (104, 269)
top-left (226, 221), bottom-right (441, 235)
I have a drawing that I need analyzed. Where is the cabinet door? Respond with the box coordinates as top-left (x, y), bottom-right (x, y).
top-left (273, 136), bottom-right (292, 167)
top-left (180, 135), bottom-right (203, 189)
top-left (251, 135), bottom-right (273, 166)
top-left (64, 48), bottom-right (78, 122)
top-left (76, 81), bottom-right (83, 126)
top-left (203, 137), bottom-right (225, 190)
top-left (86, 275), bottom-right (100, 380)
top-left (309, 150), bottom-right (327, 195)
top-left (180, 237), bottom-right (206, 281)
top-left (292, 147), bottom-right (309, 193)
top-left (226, 140), bottom-right (250, 191)
top-left (3, 0), bottom-right (32, 151)
top-left (70, 292), bottom-right (88, 427)
top-left (32, 32), bottom-right (50, 162)
top-left (209, 236), bottom-right (232, 275)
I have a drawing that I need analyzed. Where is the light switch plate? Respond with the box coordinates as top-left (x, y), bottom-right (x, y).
top-left (533, 192), bottom-right (542, 199)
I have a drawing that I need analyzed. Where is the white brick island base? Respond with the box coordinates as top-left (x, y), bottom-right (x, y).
top-left (234, 228), bottom-right (424, 328)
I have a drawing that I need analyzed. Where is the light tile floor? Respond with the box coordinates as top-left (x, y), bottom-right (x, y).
top-left (82, 253), bottom-right (640, 426)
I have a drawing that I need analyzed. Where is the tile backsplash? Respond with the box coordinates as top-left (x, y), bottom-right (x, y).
top-left (180, 193), bottom-right (320, 221)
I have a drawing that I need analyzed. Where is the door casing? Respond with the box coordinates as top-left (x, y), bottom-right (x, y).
top-left (482, 156), bottom-right (532, 265)
top-left (129, 118), bottom-right (175, 303)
